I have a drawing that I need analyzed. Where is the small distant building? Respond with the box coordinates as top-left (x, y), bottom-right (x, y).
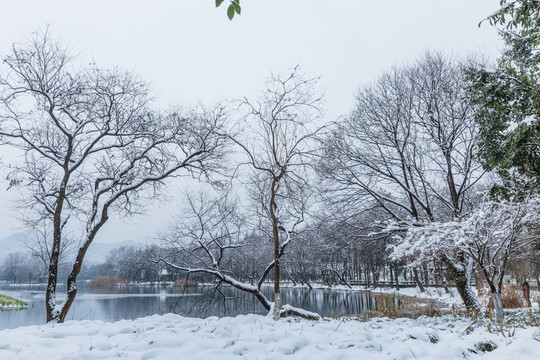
top-left (159, 268), bottom-right (173, 282)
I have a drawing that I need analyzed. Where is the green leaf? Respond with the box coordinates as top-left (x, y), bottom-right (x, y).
top-left (227, 4), bottom-right (235, 20)
top-left (216, 0), bottom-right (225, 7)
top-left (232, 0), bottom-right (241, 15)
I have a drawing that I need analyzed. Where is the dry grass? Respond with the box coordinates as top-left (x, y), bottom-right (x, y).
top-left (172, 278), bottom-right (199, 289)
top-left (90, 275), bottom-right (121, 288)
top-left (353, 293), bottom-right (442, 321)
top-left (486, 282), bottom-right (528, 310)
top-left (502, 283), bottom-right (528, 308)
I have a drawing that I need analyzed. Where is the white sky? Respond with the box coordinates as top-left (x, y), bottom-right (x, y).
top-left (0, 0), bottom-right (503, 244)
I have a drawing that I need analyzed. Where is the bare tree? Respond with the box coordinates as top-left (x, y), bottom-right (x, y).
top-left (321, 52), bottom-right (483, 310)
top-left (159, 68), bottom-right (324, 319)
top-left (0, 32), bottom-right (227, 322)
top-left (230, 66), bottom-right (324, 318)
top-left (0, 251), bottom-right (44, 284)
top-left (1, 252), bottom-right (25, 283)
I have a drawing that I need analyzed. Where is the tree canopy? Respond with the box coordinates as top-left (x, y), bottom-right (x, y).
top-left (469, 0), bottom-right (540, 190)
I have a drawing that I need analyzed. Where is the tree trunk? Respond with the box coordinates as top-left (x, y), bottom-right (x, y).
top-left (394, 263), bottom-right (400, 291)
top-left (413, 268), bottom-right (425, 292)
top-left (46, 179), bottom-right (69, 323)
top-left (372, 267), bottom-right (378, 289)
top-left (270, 177), bottom-right (281, 320)
top-left (422, 264), bottom-right (429, 286)
top-left (437, 263), bottom-right (450, 294)
top-left (475, 269), bottom-right (485, 298)
top-left (433, 260), bottom-right (440, 288)
top-left (286, 268), bottom-right (297, 287)
top-left (273, 292), bottom-right (281, 319)
top-left (443, 256), bottom-right (481, 312)
top-left (492, 292), bottom-right (504, 322)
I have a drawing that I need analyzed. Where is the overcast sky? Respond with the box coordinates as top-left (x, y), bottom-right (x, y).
top-left (0, 0), bottom-right (503, 244)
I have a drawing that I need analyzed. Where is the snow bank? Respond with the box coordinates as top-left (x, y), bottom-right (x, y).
top-left (0, 313), bottom-right (538, 359)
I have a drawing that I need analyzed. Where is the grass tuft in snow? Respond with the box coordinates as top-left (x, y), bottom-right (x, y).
top-left (456, 307), bottom-right (540, 338)
top-left (346, 293), bottom-right (443, 321)
top-left (0, 294), bottom-right (28, 311)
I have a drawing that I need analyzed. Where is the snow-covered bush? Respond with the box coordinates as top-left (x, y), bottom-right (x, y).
top-left (391, 196), bottom-right (540, 319)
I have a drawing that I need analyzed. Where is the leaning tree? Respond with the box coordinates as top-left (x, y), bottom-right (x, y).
top-left (161, 67), bottom-right (324, 319)
top-left (394, 196), bottom-right (540, 321)
top-left (0, 32), bottom-right (227, 322)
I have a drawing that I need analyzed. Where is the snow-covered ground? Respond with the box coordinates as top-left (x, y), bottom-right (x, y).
top-left (0, 312), bottom-right (538, 360)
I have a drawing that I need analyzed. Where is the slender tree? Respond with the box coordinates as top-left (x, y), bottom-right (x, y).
top-left (229, 66), bottom-right (324, 319)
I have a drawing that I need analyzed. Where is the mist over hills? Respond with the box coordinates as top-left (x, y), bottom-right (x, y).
top-left (0, 232), bottom-right (25, 261)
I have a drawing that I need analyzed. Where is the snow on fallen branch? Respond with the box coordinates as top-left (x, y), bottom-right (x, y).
top-left (279, 304), bottom-right (322, 321)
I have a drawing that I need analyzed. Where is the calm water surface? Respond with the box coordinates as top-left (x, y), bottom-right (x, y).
top-left (0, 282), bottom-right (390, 330)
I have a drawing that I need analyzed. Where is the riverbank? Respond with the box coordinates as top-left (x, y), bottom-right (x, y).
top-left (0, 312), bottom-right (538, 359)
top-left (280, 283), bottom-right (465, 307)
top-left (277, 282), bottom-right (540, 311)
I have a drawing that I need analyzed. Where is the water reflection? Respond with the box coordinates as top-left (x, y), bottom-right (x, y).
top-left (0, 283), bottom-right (400, 330)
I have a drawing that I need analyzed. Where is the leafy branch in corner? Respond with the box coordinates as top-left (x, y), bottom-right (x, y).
top-left (216, 0), bottom-right (241, 20)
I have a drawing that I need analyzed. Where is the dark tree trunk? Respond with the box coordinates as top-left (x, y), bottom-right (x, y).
top-left (442, 255), bottom-right (480, 312)
top-left (433, 260), bottom-right (440, 288)
top-left (269, 177), bottom-right (281, 319)
top-left (394, 263), bottom-right (400, 291)
top-left (422, 264), bottom-right (429, 286)
top-left (413, 267), bottom-right (425, 292)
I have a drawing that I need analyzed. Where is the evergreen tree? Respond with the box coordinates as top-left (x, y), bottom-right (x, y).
top-left (468, 0), bottom-right (539, 191)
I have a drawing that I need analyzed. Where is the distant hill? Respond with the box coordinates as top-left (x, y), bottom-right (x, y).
top-left (0, 232), bottom-right (28, 261)
top-left (0, 232), bottom-right (143, 265)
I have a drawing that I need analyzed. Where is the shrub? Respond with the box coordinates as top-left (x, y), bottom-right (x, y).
top-left (486, 282), bottom-right (528, 310)
top-left (369, 293), bottom-right (441, 319)
top-left (172, 278), bottom-right (198, 289)
top-left (90, 275), bottom-right (121, 288)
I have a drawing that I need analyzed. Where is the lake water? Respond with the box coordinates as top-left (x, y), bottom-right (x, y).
top-left (0, 283), bottom-right (391, 330)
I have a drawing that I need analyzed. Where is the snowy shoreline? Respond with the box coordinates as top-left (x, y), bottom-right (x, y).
top-left (0, 312), bottom-right (538, 359)
top-left (1, 284), bottom-right (539, 359)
